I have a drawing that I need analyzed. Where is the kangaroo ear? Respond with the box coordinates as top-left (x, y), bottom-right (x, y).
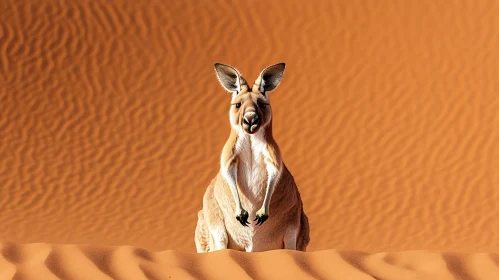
top-left (256, 63), bottom-right (285, 93)
top-left (214, 63), bottom-right (246, 93)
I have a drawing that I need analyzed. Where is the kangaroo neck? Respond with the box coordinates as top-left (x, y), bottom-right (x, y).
top-left (230, 122), bottom-right (275, 147)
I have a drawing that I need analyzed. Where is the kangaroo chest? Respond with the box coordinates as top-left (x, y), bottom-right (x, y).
top-left (235, 135), bottom-right (268, 201)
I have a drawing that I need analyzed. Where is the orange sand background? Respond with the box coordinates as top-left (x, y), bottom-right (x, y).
top-left (0, 0), bottom-right (498, 276)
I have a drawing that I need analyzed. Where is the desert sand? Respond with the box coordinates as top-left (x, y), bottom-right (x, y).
top-left (0, 0), bottom-right (498, 279)
top-left (0, 242), bottom-right (498, 280)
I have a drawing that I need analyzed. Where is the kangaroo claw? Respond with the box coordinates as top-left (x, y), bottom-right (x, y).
top-left (236, 209), bottom-right (250, 226)
top-left (254, 213), bottom-right (269, 226)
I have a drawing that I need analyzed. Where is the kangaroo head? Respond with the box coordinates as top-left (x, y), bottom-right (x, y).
top-left (214, 62), bottom-right (285, 135)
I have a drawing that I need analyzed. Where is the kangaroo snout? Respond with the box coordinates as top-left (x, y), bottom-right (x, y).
top-left (243, 112), bottom-right (258, 126)
top-left (243, 112), bottom-right (259, 133)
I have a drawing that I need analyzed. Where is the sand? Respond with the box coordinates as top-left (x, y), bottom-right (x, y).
top-left (0, 0), bottom-right (498, 279)
top-left (0, 242), bottom-right (497, 280)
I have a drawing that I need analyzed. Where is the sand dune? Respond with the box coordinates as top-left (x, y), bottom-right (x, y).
top-left (0, 242), bottom-right (497, 280)
top-left (0, 0), bottom-right (498, 278)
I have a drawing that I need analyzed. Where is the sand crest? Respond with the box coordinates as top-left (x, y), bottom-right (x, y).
top-left (0, 242), bottom-right (497, 280)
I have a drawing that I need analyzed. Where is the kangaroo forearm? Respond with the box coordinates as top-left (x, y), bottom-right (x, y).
top-left (262, 162), bottom-right (281, 212)
top-left (222, 160), bottom-right (242, 210)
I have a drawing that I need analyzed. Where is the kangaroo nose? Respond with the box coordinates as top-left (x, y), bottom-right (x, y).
top-left (243, 112), bottom-right (259, 126)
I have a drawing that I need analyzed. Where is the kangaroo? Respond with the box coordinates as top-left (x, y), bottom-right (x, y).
top-left (194, 62), bottom-right (310, 253)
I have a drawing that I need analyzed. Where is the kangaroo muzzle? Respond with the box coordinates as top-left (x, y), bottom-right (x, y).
top-left (243, 112), bottom-right (259, 134)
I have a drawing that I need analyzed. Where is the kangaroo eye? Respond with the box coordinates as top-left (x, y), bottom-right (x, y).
top-left (258, 102), bottom-right (267, 108)
top-left (235, 103), bottom-right (241, 109)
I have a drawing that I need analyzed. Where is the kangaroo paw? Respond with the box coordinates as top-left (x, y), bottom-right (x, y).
top-left (254, 211), bottom-right (269, 226)
top-left (236, 209), bottom-right (250, 227)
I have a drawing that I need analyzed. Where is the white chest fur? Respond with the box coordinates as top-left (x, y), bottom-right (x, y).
top-left (234, 130), bottom-right (269, 203)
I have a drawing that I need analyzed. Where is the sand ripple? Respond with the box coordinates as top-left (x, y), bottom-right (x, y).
top-left (0, 242), bottom-right (497, 280)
